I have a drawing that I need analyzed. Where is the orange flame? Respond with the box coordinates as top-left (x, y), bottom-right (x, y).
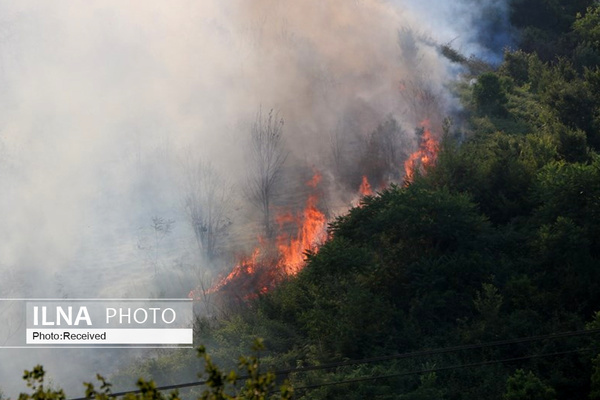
top-left (358, 175), bottom-right (373, 196)
top-left (190, 119), bottom-right (440, 301)
top-left (306, 170), bottom-right (322, 188)
top-left (216, 248), bottom-right (260, 293)
top-left (189, 119), bottom-right (441, 300)
top-left (188, 248), bottom-right (262, 299)
top-left (198, 171), bottom-right (327, 299)
top-left (276, 193), bottom-right (327, 275)
top-left (404, 120), bottom-right (439, 183)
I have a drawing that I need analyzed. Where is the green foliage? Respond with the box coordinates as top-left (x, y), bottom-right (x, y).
top-left (84, 375), bottom-right (180, 400)
top-left (590, 354), bottom-right (600, 400)
top-left (18, 366), bottom-right (66, 400)
top-left (430, 131), bottom-right (538, 224)
top-left (532, 158), bottom-right (600, 230)
top-left (331, 183), bottom-right (489, 255)
top-left (474, 283), bottom-right (503, 321)
top-left (196, 339), bottom-right (292, 400)
top-left (510, 0), bottom-right (595, 60)
top-left (539, 69), bottom-right (597, 143)
top-left (573, 6), bottom-right (600, 49)
top-left (399, 372), bottom-right (445, 400)
top-left (499, 49), bottom-right (533, 86)
top-left (472, 72), bottom-right (509, 117)
top-left (504, 369), bottom-right (556, 400)
top-left (15, 343), bottom-right (291, 400)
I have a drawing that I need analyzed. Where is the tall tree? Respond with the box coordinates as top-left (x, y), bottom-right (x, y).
top-left (245, 108), bottom-right (288, 239)
top-left (182, 158), bottom-right (233, 261)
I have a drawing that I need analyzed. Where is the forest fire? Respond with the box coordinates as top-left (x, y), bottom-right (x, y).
top-left (358, 175), bottom-right (373, 196)
top-left (195, 248), bottom-right (262, 298)
top-left (192, 172), bottom-right (328, 300)
top-left (306, 170), bottom-right (322, 188)
top-left (190, 120), bottom-right (440, 301)
top-left (276, 194), bottom-right (327, 275)
top-left (403, 120), bottom-right (439, 183)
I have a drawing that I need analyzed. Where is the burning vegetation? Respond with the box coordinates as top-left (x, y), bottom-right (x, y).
top-left (358, 175), bottom-right (373, 196)
top-left (403, 120), bottom-right (440, 184)
top-left (189, 117), bottom-right (441, 301)
top-left (190, 171), bottom-right (328, 300)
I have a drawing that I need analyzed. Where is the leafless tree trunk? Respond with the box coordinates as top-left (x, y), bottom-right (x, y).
top-left (245, 108), bottom-right (288, 239)
top-left (399, 78), bottom-right (442, 124)
top-left (358, 117), bottom-right (406, 185)
top-left (137, 216), bottom-right (174, 275)
top-left (181, 158), bottom-right (233, 261)
top-left (329, 121), bottom-right (345, 178)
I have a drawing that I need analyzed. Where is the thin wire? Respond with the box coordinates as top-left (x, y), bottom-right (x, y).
top-left (67, 328), bottom-right (600, 400)
top-left (273, 327), bottom-right (600, 376)
top-left (287, 347), bottom-right (599, 393)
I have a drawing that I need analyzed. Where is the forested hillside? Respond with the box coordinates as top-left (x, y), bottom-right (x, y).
top-left (12, 1), bottom-right (600, 399)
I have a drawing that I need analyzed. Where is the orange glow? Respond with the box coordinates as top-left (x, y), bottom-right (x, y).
top-left (358, 175), bottom-right (373, 196)
top-left (306, 170), bottom-right (322, 188)
top-left (276, 193), bottom-right (327, 275)
top-left (404, 119), bottom-right (439, 183)
top-left (198, 171), bottom-right (327, 299)
top-left (190, 119), bottom-right (440, 301)
top-left (188, 248), bottom-right (262, 300)
top-left (189, 120), bottom-right (441, 300)
top-left (214, 248), bottom-right (259, 293)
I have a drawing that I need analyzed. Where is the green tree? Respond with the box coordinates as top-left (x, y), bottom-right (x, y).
top-left (18, 366), bottom-right (66, 400)
top-left (500, 50), bottom-right (533, 86)
top-left (573, 6), bottom-right (600, 48)
top-left (195, 339), bottom-right (292, 400)
top-left (510, 0), bottom-right (594, 60)
top-left (504, 369), bottom-right (556, 400)
top-left (590, 354), bottom-right (600, 400)
top-left (400, 372), bottom-right (445, 400)
top-left (472, 72), bottom-right (509, 117)
top-left (16, 342), bottom-right (292, 400)
top-left (540, 71), bottom-right (596, 145)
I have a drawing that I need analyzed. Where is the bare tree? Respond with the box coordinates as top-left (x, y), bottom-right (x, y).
top-left (245, 108), bottom-right (288, 239)
top-left (137, 216), bottom-right (174, 275)
top-left (329, 121), bottom-right (345, 178)
top-left (356, 117), bottom-right (407, 186)
top-left (182, 158), bottom-right (233, 261)
top-left (399, 78), bottom-right (442, 124)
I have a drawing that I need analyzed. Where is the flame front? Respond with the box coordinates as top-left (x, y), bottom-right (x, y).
top-left (196, 172), bottom-right (327, 299)
top-left (191, 120), bottom-right (440, 300)
top-left (358, 175), bottom-right (373, 196)
top-left (276, 194), bottom-right (327, 275)
top-left (211, 248), bottom-right (260, 294)
top-left (404, 120), bottom-right (439, 183)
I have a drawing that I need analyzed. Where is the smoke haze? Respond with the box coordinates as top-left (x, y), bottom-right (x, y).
top-left (0, 0), bottom-right (510, 396)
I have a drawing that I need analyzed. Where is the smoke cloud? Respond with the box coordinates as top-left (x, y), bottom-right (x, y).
top-left (0, 0), bottom-right (510, 396)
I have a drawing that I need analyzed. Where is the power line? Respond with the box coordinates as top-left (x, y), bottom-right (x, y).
top-left (272, 327), bottom-right (600, 376)
top-left (287, 347), bottom-right (600, 394)
top-left (67, 328), bottom-right (600, 400)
